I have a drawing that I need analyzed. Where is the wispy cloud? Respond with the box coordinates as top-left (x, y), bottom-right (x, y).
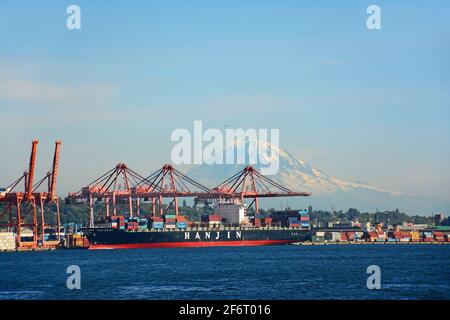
top-left (0, 78), bottom-right (119, 110)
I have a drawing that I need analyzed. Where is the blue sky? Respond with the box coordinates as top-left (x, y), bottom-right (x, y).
top-left (0, 1), bottom-right (449, 201)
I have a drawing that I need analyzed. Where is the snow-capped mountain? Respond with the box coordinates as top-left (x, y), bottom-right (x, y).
top-left (185, 139), bottom-right (449, 215)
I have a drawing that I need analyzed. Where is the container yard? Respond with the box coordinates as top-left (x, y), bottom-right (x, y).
top-left (302, 228), bottom-right (450, 245)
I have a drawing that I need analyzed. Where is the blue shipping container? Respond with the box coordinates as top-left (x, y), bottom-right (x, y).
top-left (300, 222), bottom-right (310, 227)
top-left (177, 222), bottom-right (187, 228)
top-left (152, 222), bottom-right (164, 227)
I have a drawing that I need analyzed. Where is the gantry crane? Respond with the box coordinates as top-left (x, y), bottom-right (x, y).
top-left (66, 163), bottom-right (148, 227)
top-left (0, 140), bottom-right (39, 248)
top-left (135, 164), bottom-right (212, 217)
top-left (32, 140), bottom-right (62, 246)
top-left (66, 163), bottom-right (311, 228)
top-left (66, 163), bottom-right (213, 226)
top-left (0, 140), bottom-right (62, 249)
top-left (212, 165), bottom-right (311, 213)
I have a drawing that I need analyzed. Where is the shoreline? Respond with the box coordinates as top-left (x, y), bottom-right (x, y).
top-left (294, 241), bottom-right (450, 246)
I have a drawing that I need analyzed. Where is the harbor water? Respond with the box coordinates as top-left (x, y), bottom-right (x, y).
top-left (0, 245), bottom-right (449, 300)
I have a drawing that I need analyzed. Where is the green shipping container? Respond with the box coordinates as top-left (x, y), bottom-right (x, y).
top-left (312, 236), bottom-right (325, 242)
top-left (435, 226), bottom-right (450, 231)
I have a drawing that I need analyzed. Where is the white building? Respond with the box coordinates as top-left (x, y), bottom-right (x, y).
top-left (215, 201), bottom-right (246, 226)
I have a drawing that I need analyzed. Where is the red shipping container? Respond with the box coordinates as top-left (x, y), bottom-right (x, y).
top-left (209, 214), bottom-right (221, 221)
top-left (340, 233), bottom-right (347, 241)
top-left (394, 232), bottom-right (402, 239)
top-left (434, 232), bottom-right (443, 237)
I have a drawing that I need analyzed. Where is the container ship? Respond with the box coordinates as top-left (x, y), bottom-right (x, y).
top-left (82, 203), bottom-right (312, 250)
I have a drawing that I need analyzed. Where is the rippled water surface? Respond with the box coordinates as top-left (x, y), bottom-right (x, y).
top-left (1, 245), bottom-right (449, 299)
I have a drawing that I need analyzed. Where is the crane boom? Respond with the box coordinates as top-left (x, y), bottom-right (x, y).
top-left (49, 140), bottom-right (61, 200)
top-left (26, 140), bottom-right (38, 200)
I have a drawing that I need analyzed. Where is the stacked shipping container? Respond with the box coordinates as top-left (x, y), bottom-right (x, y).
top-left (164, 214), bottom-right (177, 229)
top-left (176, 215), bottom-right (188, 229)
top-left (67, 234), bottom-right (89, 248)
top-left (422, 231), bottom-right (433, 242)
top-left (312, 229), bottom-right (450, 244)
top-left (151, 217), bottom-right (164, 229)
top-left (299, 210), bottom-right (310, 228)
top-left (261, 217), bottom-right (273, 226)
top-left (289, 216), bottom-right (300, 228)
top-left (110, 216), bottom-right (125, 230)
top-left (434, 232), bottom-right (445, 242)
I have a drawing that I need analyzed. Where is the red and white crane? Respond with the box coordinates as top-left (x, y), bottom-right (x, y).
top-left (0, 140), bottom-right (62, 249)
top-left (66, 163), bottom-right (311, 227)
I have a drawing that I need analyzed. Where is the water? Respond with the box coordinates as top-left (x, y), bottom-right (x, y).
top-left (0, 245), bottom-right (449, 300)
